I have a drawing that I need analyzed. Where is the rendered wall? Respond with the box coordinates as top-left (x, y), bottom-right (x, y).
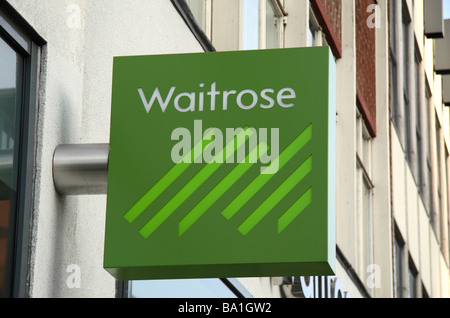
top-left (6, 0), bottom-right (203, 297)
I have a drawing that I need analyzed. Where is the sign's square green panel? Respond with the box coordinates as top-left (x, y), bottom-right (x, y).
top-left (104, 47), bottom-right (336, 280)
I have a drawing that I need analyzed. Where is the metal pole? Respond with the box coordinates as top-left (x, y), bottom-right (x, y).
top-left (52, 144), bottom-right (109, 195)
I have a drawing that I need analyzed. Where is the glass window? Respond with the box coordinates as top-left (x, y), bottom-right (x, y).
top-left (185, 0), bottom-right (207, 31)
top-left (390, 53), bottom-right (398, 124)
top-left (0, 35), bottom-right (24, 298)
top-left (243, 0), bottom-right (260, 50)
top-left (404, 94), bottom-right (411, 160)
top-left (389, 0), bottom-right (399, 129)
top-left (415, 51), bottom-right (423, 189)
top-left (309, 7), bottom-right (322, 47)
top-left (361, 175), bottom-right (373, 281)
top-left (265, 0), bottom-right (279, 49)
top-left (402, 5), bottom-right (411, 159)
top-left (242, 0), bottom-right (287, 50)
top-left (394, 232), bottom-right (404, 298)
top-left (425, 88), bottom-right (433, 216)
top-left (130, 278), bottom-right (249, 298)
top-left (356, 112), bottom-right (374, 290)
top-left (435, 116), bottom-right (443, 241)
top-left (308, 24), bottom-right (315, 47)
top-left (402, 13), bottom-right (409, 93)
top-left (0, 3), bottom-right (43, 298)
top-left (408, 258), bottom-right (418, 298)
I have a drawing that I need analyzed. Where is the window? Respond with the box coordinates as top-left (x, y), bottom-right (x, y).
top-left (389, 0), bottom-right (399, 129)
top-left (0, 34), bottom-right (23, 299)
top-left (415, 50), bottom-right (423, 188)
top-left (435, 116), bottom-right (443, 241)
top-left (423, 87), bottom-right (433, 216)
top-left (243, 0), bottom-right (259, 50)
top-left (403, 8), bottom-right (411, 163)
top-left (394, 230), bottom-right (405, 298)
top-left (392, 1), bottom-right (412, 159)
top-left (129, 278), bottom-right (251, 298)
top-left (265, 0), bottom-right (281, 49)
top-left (185, 0), bottom-right (208, 32)
top-left (242, 0), bottom-right (286, 50)
top-left (309, 6), bottom-right (323, 47)
top-left (356, 110), bottom-right (374, 289)
top-left (185, 0), bottom-right (287, 51)
top-left (0, 3), bottom-right (43, 297)
top-left (408, 257), bottom-right (418, 298)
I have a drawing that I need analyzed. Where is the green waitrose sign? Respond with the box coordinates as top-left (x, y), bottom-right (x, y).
top-left (104, 47), bottom-right (336, 280)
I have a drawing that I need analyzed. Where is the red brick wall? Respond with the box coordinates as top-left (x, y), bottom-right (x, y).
top-left (321, 0), bottom-right (342, 46)
top-left (356, 0), bottom-right (377, 137)
top-left (310, 0), bottom-right (342, 58)
top-left (311, 0), bottom-right (376, 135)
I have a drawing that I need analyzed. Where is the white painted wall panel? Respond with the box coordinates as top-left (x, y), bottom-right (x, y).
top-left (6, 0), bottom-right (203, 297)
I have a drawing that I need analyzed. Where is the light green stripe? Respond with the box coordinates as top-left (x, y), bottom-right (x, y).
top-left (139, 129), bottom-right (253, 238)
top-left (178, 142), bottom-right (268, 236)
top-left (278, 187), bottom-right (312, 233)
top-left (123, 131), bottom-right (214, 223)
top-left (221, 124), bottom-right (312, 220)
top-left (238, 156), bottom-right (312, 235)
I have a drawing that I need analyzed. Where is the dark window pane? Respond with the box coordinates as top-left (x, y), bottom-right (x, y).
top-left (0, 36), bottom-right (23, 297)
top-left (394, 236), bottom-right (403, 298)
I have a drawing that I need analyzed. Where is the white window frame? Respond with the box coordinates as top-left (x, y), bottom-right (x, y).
top-left (241, 0), bottom-right (287, 50)
top-left (308, 5), bottom-right (324, 47)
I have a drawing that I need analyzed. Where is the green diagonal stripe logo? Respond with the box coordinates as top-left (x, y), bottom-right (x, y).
top-left (136, 127), bottom-right (255, 238)
top-left (221, 124), bottom-right (312, 221)
top-left (278, 187), bottom-right (312, 234)
top-left (123, 129), bottom-right (215, 223)
top-left (178, 141), bottom-right (269, 236)
top-left (237, 155), bottom-right (312, 235)
top-left (123, 123), bottom-right (313, 238)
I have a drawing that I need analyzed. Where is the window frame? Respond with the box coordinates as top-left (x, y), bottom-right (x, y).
top-left (265, 0), bottom-right (286, 49)
top-left (309, 5), bottom-right (324, 47)
top-left (0, 2), bottom-right (44, 297)
top-left (241, 0), bottom-right (287, 50)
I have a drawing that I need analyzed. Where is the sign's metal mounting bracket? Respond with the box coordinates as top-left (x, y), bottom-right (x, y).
top-left (52, 143), bottom-right (109, 195)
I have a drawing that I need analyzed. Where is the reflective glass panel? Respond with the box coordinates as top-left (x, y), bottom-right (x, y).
top-left (185, 0), bottom-right (206, 31)
top-left (0, 36), bottom-right (23, 297)
top-left (131, 278), bottom-right (239, 298)
top-left (243, 0), bottom-right (259, 50)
